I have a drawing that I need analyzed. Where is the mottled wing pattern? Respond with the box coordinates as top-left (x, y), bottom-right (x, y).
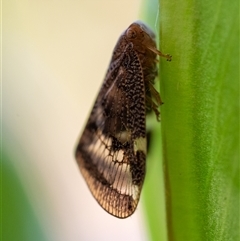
top-left (75, 21), bottom-right (171, 218)
top-left (75, 45), bottom-right (147, 218)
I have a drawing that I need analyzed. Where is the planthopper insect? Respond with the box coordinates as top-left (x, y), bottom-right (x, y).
top-left (75, 21), bottom-right (171, 218)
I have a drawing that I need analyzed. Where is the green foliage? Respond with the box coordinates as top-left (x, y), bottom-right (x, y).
top-left (142, 0), bottom-right (239, 240)
top-left (2, 154), bottom-right (46, 241)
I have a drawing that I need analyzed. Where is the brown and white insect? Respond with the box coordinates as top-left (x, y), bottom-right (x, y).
top-left (75, 21), bottom-right (171, 218)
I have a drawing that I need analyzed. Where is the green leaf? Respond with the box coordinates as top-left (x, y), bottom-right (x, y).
top-left (2, 153), bottom-right (47, 241)
top-left (142, 0), bottom-right (239, 240)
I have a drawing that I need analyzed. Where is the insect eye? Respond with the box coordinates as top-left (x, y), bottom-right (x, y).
top-left (127, 29), bottom-right (137, 39)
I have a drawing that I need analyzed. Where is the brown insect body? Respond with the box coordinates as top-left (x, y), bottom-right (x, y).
top-left (75, 21), bottom-right (171, 218)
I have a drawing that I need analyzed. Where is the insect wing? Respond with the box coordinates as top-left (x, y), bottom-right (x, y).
top-left (75, 45), bottom-right (147, 218)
